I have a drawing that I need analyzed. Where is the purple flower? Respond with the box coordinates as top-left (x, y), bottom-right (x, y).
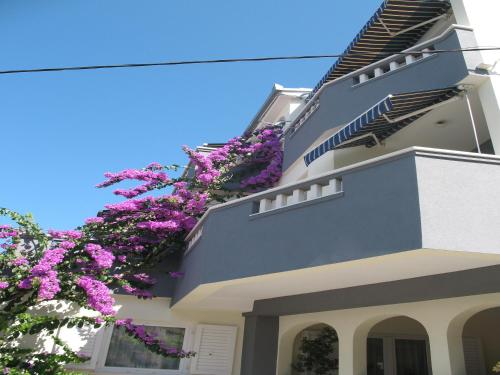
top-left (85, 243), bottom-right (115, 269)
top-left (12, 257), bottom-right (29, 266)
top-left (48, 229), bottom-right (82, 240)
top-left (77, 276), bottom-right (115, 316)
top-left (85, 217), bottom-right (104, 224)
top-left (169, 271), bottom-right (185, 278)
top-left (0, 281), bottom-right (8, 290)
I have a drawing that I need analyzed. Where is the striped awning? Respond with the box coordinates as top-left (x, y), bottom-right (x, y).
top-left (309, 0), bottom-right (451, 98)
top-left (304, 87), bottom-right (462, 166)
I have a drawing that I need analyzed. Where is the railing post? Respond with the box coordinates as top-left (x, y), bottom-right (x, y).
top-left (374, 67), bottom-right (384, 77)
top-left (389, 61), bottom-right (399, 71)
top-left (323, 178), bottom-right (342, 195)
top-left (422, 48), bottom-right (432, 58)
top-left (359, 73), bottom-right (369, 83)
top-left (275, 194), bottom-right (287, 208)
top-left (405, 54), bottom-right (416, 64)
top-left (308, 184), bottom-right (323, 200)
top-left (290, 189), bottom-right (306, 204)
top-left (259, 198), bottom-right (273, 213)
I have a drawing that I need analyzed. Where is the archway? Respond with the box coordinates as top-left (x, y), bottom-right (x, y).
top-left (291, 323), bottom-right (339, 375)
top-left (366, 316), bottom-right (431, 375)
top-left (462, 307), bottom-right (500, 374)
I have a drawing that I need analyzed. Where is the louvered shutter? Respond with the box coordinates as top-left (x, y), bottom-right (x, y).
top-left (463, 337), bottom-right (486, 375)
top-left (190, 324), bottom-right (238, 375)
top-left (57, 324), bottom-right (105, 370)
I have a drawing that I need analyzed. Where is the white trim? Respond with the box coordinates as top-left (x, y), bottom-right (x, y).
top-left (95, 320), bottom-right (194, 375)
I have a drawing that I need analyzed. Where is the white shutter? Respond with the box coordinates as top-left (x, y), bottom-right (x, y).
top-left (57, 323), bottom-right (104, 370)
top-left (190, 324), bottom-right (238, 375)
top-left (463, 337), bottom-right (486, 375)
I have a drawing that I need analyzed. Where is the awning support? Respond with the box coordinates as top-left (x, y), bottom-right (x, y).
top-left (380, 13), bottom-right (448, 37)
top-left (464, 90), bottom-right (482, 153)
top-left (382, 95), bottom-right (461, 123)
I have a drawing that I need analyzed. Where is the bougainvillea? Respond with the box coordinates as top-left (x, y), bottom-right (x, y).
top-left (0, 125), bottom-right (283, 374)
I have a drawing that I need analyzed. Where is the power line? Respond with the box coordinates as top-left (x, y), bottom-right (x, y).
top-left (1, 47), bottom-right (499, 75)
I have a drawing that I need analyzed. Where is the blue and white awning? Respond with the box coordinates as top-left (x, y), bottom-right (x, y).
top-left (304, 87), bottom-right (462, 166)
top-left (309, 0), bottom-right (451, 98)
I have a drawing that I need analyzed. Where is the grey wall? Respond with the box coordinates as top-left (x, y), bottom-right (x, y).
top-left (283, 29), bottom-right (478, 170)
top-left (173, 150), bottom-right (500, 304)
top-left (174, 153), bottom-right (423, 303)
top-left (240, 315), bottom-right (279, 375)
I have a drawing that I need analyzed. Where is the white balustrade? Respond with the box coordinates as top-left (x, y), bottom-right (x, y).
top-left (256, 177), bottom-right (342, 214)
top-left (353, 45), bottom-right (435, 86)
top-left (186, 226), bottom-right (203, 251)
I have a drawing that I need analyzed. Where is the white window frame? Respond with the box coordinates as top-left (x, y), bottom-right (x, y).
top-left (368, 334), bottom-right (432, 375)
top-left (95, 319), bottom-right (194, 375)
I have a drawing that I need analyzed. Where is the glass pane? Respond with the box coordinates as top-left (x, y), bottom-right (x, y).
top-left (105, 326), bottom-right (185, 369)
top-left (367, 338), bottom-right (384, 375)
top-left (395, 339), bottom-right (429, 375)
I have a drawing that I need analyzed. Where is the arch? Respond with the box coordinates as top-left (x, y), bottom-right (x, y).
top-left (352, 314), bottom-right (431, 375)
top-left (277, 321), bottom-right (339, 375)
top-left (446, 301), bottom-right (500, 375)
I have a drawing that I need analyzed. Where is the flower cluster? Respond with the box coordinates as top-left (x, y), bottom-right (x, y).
top-left (0, 125), bottom-right (284, 373)
top-left (18, 247), bottom-right (67, 300)
top-left (84, 243), bottom-right (115, 269)
top-left (77, 276), bottom-right (115, 316)
top-left (115, 319), bottom-right (194, 358)
top-left (97, 168), bottom-right (170, 199)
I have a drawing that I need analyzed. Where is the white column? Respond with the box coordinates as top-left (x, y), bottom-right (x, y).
top-left (450, 0), bottom-right (500, 67)
top-left (374, 67), bottom-right (384, 77)
top-left (450, 0), bottom-right (500, 154)
top-left (290, 189), bottom-right (306, 204)
top-left (426, 324), bottom-right (466, 375)
top-left (259, 198), bottom-right (273, 213)
top-left (308, 184), bottom-right (323, 200)
top-left (337, 324), bottom-right (367, 375)
top-left (359, 73), bottom-right (369, 83)
top-left (477, 76), bottom-right (500, 154)
top-left (275, 193), bottom-right (287, 208)
top-left (405, 54), bottom-right (416, 65)
top-left (389, 61), bottom-right (399, 71)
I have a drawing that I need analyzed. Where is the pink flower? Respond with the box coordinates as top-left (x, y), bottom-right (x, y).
top-left (48, 229), bottom-right (82, 240)
top-left (85, 243), bottom-right (115, 269)
top-left (12, 257), bottom-right (29, 266)
top-left (85, 217), bottom-right (104, 224)
top-left (169, 271), bottom-right (185, 278)
top-left (77, 276), bottom-right (115, 316)
top-left (0, 281), bottom-right (8, 290)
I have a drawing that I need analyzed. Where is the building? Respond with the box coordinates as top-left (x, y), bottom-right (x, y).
top-left (65, 0), bottom-right (500, 374)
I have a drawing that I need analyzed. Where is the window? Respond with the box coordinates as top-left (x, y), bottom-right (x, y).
top-left (367, 338), bottom-right (384, 375)
top-left (105, 325), bottom-right (185, 370)
top-left (394, 339), bottom-right (429, 375)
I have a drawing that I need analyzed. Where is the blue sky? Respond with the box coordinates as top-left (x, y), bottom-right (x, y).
top-left (1, 0), bottom-right (380, 229)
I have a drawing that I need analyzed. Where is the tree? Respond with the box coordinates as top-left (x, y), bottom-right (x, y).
top-left (0, 126), bottom-right (283, 374)
top-left (293, 326), bottom-right (339, 375)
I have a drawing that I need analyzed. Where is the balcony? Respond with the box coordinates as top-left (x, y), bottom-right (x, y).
top-left (173, 148), bottom-right (500, 309)
top-left (283, 25), bottom-right (484, 171)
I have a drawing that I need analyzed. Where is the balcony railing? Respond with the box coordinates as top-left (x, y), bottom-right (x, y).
top-left (254, 177), bottom-right (342, 215)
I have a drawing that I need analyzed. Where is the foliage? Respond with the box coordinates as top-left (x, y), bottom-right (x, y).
top-left (0, 126), bottom-right (283, 374)
top-left (292, 326), bottom-right (339, 375)
top-left (494, 362), bottom-right (500, 373)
